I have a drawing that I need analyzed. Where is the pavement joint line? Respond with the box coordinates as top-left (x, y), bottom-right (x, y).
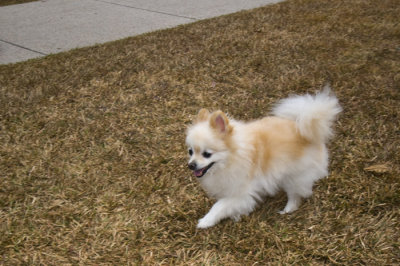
top-left (93, 0), bottom-right (199, 21)
top-left (0, 39), bottom-right (48, 56)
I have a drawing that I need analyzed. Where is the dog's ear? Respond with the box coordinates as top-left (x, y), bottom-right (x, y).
top-left (210, 111), bottom-right (232, 135)
top-left (196, 108), bottom-right (210, 123)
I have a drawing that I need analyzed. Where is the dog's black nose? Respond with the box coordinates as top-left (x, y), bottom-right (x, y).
top-left (188, 162), bottom-right (197, 170)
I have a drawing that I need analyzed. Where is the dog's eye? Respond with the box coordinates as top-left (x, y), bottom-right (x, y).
top-left (202, 151), bottom-right (212, 158)
top-left (188, 148), bottom-right (193, 156)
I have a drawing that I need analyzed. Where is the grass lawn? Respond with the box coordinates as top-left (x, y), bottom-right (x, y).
top-left (0, 0), bottom-right (37, 7)
top-left (0, 0), bottom-right (399, 264)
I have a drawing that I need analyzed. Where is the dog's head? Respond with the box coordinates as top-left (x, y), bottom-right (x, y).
top-left (185, 109), bottom-right (234, 178)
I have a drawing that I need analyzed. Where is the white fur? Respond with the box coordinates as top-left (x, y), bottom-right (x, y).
top-left (186, 89), bottom-right (341, 228)
top-left (272, 86), bottom-right (342, 143)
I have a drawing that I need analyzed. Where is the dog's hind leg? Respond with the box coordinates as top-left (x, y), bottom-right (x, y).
top-left (279, 191), bottom-right (302, 214)
top-left (279, 173), bottom-right (315, 214)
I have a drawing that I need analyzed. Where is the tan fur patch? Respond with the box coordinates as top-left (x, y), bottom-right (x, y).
top-left (207, 110), bottom-right (237, 159)
top-left (249, 117), bottom-right (310, 174)
top-left (209, 111), bottom-right (233, 135)
top-left (193, 146), bottom-right (201, 154)
top-left (196, 108), bottom-right (210, 123)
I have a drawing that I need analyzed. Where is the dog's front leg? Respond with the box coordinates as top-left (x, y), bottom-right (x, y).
top-left (197, 196), bottom-right (256, 229)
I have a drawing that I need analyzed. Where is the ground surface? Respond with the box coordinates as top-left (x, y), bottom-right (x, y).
top-left (0, 0), bottom-right (37, 7)
top-left (1, 0), bottom-right (399, 264)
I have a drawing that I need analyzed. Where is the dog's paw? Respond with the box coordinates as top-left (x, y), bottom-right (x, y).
top-left (278, 206), bottom-right (298, 215)
top-left (231, 214), bottom-right (241, 222)
top-left (197, 217), bottom-right (216, 229)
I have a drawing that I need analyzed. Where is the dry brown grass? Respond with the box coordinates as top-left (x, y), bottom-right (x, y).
top-left (1, 0), bottom-right (399, 264)
top-left (0, 0), bottom-right (37, 7)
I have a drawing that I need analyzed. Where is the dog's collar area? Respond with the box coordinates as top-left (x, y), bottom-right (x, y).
top-left (194, 162), bottom-right (215, 178)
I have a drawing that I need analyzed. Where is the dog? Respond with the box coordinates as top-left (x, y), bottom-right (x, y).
top-left (185, 88), bottom-right (341, 228)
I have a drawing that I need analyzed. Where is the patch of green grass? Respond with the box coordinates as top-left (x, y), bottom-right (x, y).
top-left (1, 0), bottom-right (400, 264)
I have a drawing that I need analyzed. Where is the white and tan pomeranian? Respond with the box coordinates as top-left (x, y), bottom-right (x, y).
top-left (186, 88), bottom-right (341, 228)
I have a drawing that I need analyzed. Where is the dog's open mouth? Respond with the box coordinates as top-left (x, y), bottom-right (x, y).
top-left (193, 162), bottom-right (215, 178)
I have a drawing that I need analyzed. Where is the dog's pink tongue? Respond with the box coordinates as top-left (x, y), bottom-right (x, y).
top-left (194, 169), bottom-right (203, 177)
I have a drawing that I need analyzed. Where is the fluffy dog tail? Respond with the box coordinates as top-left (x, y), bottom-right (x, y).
top-left (272, 86), bottom-right (342, 143)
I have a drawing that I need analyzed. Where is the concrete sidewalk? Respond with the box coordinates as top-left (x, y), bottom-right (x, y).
top-left (0, 0), bottom-right (282, 65)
